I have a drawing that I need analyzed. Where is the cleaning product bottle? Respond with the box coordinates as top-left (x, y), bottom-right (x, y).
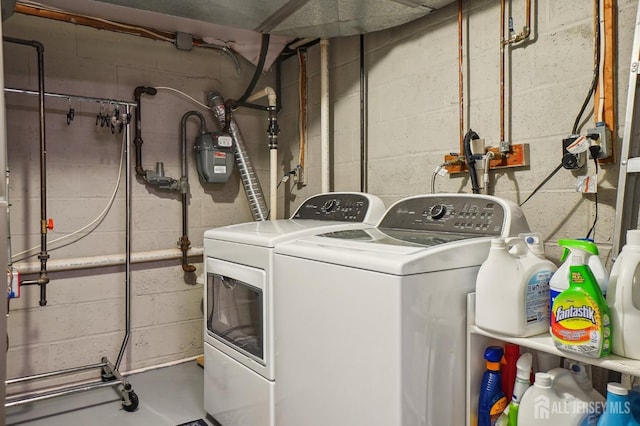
top-left (607, 229), bottom-right (640, 360)
top-left (478, 346), bottom-right (508, 426)
top-left (550, 239), bottom-right (609, 325)
top-left (502, 343), bottom-right (520, 402)
top-left (630, 377), bottom-right (640, 423)
top-left (597, 383), bottom-right (640, 426)
top-left (517, 372), bottom-right (573, 425)
top-left (476, 237), bottom-right (556, 337)
top-left (568, 361), bottom-right (606, 403)
top-left (506, 352), bottom-right (533, 426)
top-left (547, 366), bottom-right (604, 424)
top-left (550, 254), bottom-right (611, 358)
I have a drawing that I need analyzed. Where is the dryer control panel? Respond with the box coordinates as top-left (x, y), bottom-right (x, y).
top-left (292, 193), bottom-right (371, 222)
top-left (379, 195), bottom-right (515, 235)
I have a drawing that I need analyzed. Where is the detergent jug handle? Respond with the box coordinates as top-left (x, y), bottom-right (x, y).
top-left (505, 237), bottom-right (529, 257)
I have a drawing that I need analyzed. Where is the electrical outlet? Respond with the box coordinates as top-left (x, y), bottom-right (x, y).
top-left (562, 136), bottom-right (586, 170)
top-left (587, 123), bottom-right (612, 159)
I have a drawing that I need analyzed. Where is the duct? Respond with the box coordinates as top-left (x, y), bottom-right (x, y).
top-left (33, 0), bottom-right (458, 39)
top-left (207, 92), bottom-right (269, 222)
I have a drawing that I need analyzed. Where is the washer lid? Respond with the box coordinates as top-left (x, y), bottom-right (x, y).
top-left (274, 227), bottom-right (494, 275)
top-left (204, 219), bottom-right (374, 248)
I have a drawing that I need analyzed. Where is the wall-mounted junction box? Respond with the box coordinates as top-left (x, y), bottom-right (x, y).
top-left (587, 122), bottom-right (613, 160)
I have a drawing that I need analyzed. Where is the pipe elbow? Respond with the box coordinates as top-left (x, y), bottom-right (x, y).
top-left (182, 263), bottom-right (197, 273)
top-left (246, 87), bottom-right (277, 107)
top-left (135, 165), bottom-right (146, 176)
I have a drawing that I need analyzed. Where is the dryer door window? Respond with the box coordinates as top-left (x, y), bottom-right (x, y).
top-left (207, 273), bottom-right (264, 361)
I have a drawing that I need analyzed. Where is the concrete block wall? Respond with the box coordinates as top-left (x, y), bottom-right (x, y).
top-left (279, 0), bottom-right (638, 263)
top-left (3, 13), bottom-right (275, 387)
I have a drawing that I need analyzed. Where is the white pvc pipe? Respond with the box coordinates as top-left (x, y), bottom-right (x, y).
top-left (246, 87), bottom-right (279, 219)
top-left (270, 149), bottom-right (278, 219)
top-left (320, 38), bottom-right (330, 193)
top-left (14, 247), bottom-right (204, 274)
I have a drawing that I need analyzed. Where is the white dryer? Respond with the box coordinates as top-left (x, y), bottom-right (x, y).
top-left (273, 194), bottom-right (531, 426)
top-left (203, 192), bottom-right (385, 426)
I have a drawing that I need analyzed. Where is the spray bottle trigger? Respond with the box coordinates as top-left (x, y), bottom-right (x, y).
top-left (560, 247), bottom-right (569, 262)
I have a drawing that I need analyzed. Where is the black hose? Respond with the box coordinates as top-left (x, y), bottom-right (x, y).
top-left (463, 129), bottom-right (481, 194)
top-left (238, 33), bottom-right (270, 103)
top-left (133, 86), bottom-right (157, 176)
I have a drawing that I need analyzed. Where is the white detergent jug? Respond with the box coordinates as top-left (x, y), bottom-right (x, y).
top-left (476, 237), bottom-right (556, 337)
top-left (608, 230), bottom-right (640, 359)
top-left (519, 372), bottom-right (600, 426)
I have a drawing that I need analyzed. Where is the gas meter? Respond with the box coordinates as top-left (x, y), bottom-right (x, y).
top-left (194, 132), bottom-right (234, 183)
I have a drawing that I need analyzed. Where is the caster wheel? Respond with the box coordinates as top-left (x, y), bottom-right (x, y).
top-left (122, 391), bottom-right (139, 412)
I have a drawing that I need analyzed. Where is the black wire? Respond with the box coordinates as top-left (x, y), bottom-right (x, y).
top-left (572, 0), bottom-right (600, 134)
top-left (519, 163), bottom-right (563, 206)
top-left (585, 150), bottom-right (600, 239)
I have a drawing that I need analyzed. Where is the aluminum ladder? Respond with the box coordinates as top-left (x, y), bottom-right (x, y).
top-left (612, 0), bottom-right (640, 258)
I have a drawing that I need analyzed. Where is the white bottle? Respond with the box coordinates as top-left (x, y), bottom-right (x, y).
top-left (476, 237), bottom-right (557, 337)
top-left (518, 372), bottom-right (586, 426)
top-left (547, 367), bottom-right (604, 423)
top-left (608, 230), bottom-right (640, 359)
top-left (549, 239), bottom-right (609, 322)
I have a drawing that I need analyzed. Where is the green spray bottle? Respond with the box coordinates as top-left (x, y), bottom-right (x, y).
top-left (550, 254), bottom-right (611, 358)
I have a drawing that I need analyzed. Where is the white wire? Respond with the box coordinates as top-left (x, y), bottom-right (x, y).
top-left (154, 87), bottom-right (214, 112)
top-left (11, 127), bottom-right (127, 261)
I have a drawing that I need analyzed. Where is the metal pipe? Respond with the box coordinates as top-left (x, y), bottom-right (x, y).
top-left (4, 87), bottom-right (136, 106)
top-left (14, 247), bottom-right (204, 274)
top-left (458, 0), bottom-right (465, 153)
top-left (359, 34), bottom-right (367, 193)
top-left (133, 86), bottom-right (157, 177)
top-left (179, 111), bottom-right (206, 272)
top-left (207, 92), bottom-right (269, 221)
top-left (116, 105), bottom-right (132, 370)
top-left (320, 38), bottom-right (330, 193)
top-left (500, 0), bottom-right (506, 147)
top-left (6, 362), bottom-right (106, 385)
top-left (6, 380), bottom-right (122, 408)
top-left (4, 37), bottom-right (50, 306)
top-left (500, 0), bottom-right (532, 151)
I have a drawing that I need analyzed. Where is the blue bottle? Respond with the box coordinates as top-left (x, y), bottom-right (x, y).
top-left (597, 383), bottom-right (640, 426)
top-left (478, 346), bottom-right (507, 426)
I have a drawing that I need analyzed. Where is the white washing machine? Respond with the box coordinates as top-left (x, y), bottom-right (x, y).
top-left (273, 194), bottom-right (531, 426)
top-left (203, 192), bottom-right (385, 426)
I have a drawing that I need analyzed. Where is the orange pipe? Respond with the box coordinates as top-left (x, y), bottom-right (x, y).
top-left (458, 0), bottom-right (464, 154)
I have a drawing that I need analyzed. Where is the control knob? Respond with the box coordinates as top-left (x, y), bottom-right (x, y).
top-left (322, 199), bottom-right (338, 213)
top-left (428, 204), bottom-right (447, 220)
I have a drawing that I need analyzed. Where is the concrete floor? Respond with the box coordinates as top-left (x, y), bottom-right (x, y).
top-left (6, 360), bottom-right (213, 426)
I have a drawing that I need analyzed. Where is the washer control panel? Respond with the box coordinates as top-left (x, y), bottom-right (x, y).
top-left (292, 194), bottom-right (371, 222)
top-left (379, 195), bottom-right (508, 235)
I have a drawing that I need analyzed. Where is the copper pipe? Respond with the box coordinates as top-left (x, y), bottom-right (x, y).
top-left (500, 0), bottom-right (506, 145)
top-left (500, 0), bottom-right (532, 148)
top-left (458, 0), bottom-right (464, 154)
